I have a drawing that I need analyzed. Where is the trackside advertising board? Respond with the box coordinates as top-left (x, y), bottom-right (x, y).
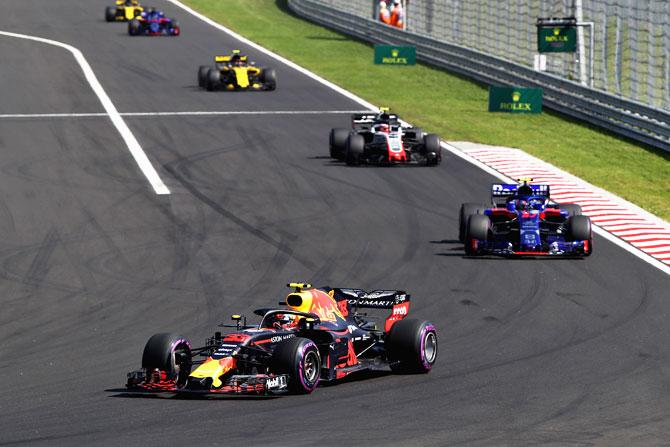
top-left (374, 45), bottom-right (416, 65)
top-left (488, 87), bottom-right (543, 114)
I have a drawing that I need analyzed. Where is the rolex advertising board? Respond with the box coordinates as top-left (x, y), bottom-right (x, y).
top-left (536, 17), bottom-right (577, 53)
top-left (488, 87), bottom-right (543, 114)
top-left (373, 45), bottom-right (416, 65)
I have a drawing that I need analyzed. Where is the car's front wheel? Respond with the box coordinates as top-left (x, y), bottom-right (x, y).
top-left (206, 68), bottom-right (221, 91)
top-left (142, 333), bottom-right (192, 387)
top-left (128, 19), bottom-right (141, 36)
top-left (273, 337), bottom-right (321, 394)
top-left (105, 6), bottom-right (117, 22)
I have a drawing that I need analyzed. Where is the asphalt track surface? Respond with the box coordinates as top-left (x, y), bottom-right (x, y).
top-left (0, 1), bottom-right (669, 446)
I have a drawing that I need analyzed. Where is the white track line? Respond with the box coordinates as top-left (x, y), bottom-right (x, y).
top-left (0, 110), bottom-right (367, 119)
top-left (167, 1), bottom-right (670, 276)
top-left (0, 31), bottom-right (170, 195)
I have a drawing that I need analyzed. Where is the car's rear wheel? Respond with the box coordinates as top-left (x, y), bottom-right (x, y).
top-left (459, 203), bottom-right (488, 242)
top-left (345, 134), bottom-right (365, 166)
top-left (197, 65), bottom-right (210, 88)
top-left (273, 337), bottom-right (321, 394)
top-left (105, 6), bottom-right (117, 22)
top-left (329, 128), bottom-right (349, 160)
top-left (465, 214), bottom-right (490, 255)
top-left (128, 19), bottom-right (141, 35)
top-left (387, 319), bottom-right (437, 373)
top-left (260, 68), bottom-right (277, 91)
top-left (206, 68), bottom-right (221, 91)
top-left (142, 333), bottom-right (192, 387)
top-left (561, 203), bottom-right (582, 216)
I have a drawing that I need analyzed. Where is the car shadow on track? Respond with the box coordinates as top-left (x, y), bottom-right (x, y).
top-left (105, 388), bottom-right (281, 400)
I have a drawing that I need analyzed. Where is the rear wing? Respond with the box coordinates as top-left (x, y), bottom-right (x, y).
top-left (352, 113), bottom-right (399, 130)
top-left (215, 55), bottom-right (247, 63)
top-left (329, 288), bottom-right (410, 332)
top-left (491, 183), bottom-right (550, 206)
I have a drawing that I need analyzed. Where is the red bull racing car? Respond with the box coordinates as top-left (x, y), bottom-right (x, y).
top-left (329, 108), bottom-right (441, 166)
top-left (126, 283), bottom-right (437, 395)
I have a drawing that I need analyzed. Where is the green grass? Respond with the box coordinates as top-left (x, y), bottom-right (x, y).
top-left (184, 0), bottom-right (670, 221)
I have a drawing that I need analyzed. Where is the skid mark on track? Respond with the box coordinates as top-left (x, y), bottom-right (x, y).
top-left (164, 157), bottom-right (317, 272)
top-left (22, 228), bottom-right (59, 290)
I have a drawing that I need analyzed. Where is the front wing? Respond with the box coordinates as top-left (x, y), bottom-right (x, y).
top-left (126, 369), bottom-right (290, 395)
top-left (470, 238), bottom-right (591, 257)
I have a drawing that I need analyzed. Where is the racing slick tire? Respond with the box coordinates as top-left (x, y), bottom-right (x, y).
top-left (465, 214), bottom-right (490, 255)
top-left (345, 134), bottom-right (365, 166)
top-left (387, 319), bottom-right (437, 373)
top-left (105, 6), bottom-right (116, 22)
top-left (567, 215), bottom-right (593, 255)
top-left (422, 134), bottom-right (441, 166)
top-left (560, 203), bottom-right (583, 216)
top-left (329, 128), bottom-right (349, 160)
top-left (408, 127), bottom-right (424, 141)
top-left (459, 203), bottom-right (488, 242)
top-left (169, 19), bottom-right (180, 36)
top-left (197, 65), bottom-right (210, 88)
top-left (141, 333), bottom-right (192, 386)
top-left (128, 19), bottom-right (141, 36)
top-left (273, 337), bottom-right (321, 394)
top-left (206, 68), bottom-right (221, 91)
top-left (260, 68), bottom-right (277, 91)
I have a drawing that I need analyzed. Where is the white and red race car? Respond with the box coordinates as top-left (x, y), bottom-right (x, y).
top-left (329, 109), bottom-right (441, 166)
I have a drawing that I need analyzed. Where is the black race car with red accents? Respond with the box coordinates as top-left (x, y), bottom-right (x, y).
top-left (126, 283), bottom-right (437, 395)
top-left (329, 108), bottom-right (442, 166)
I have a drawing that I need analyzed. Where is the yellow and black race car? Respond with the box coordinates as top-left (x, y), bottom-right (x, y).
top-left (105, 0), bottom-right (143, 22)
top-left (197, 50), bottom-right (277, 91)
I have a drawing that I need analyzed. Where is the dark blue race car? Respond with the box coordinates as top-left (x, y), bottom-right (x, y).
top-left (458, 179), bottom-right (593, 257)
top-left (128, 9), bottom-right (180, 36)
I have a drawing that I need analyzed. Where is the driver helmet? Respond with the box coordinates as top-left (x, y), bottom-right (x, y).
top-left (517, 184), bottom-right (533, 197)
top-left (231, 53), bottom-right (244, 66)
top-left (272, 313), bottom-right (294, 330)
top-left (379, 1), bottom-right (387, 8)
top-left (377, 123), bottom-right (390, 133)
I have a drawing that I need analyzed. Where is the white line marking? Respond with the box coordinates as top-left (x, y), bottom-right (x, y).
top-left (0, 31), bottom-right (170, 195)
top-left (166, 1), bottom-right (670, 276)
top-left (0, 110), bottom-right (367, 119)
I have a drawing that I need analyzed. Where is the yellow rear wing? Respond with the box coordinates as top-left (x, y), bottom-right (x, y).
top-left (215, 54), bottom-right (248, 63)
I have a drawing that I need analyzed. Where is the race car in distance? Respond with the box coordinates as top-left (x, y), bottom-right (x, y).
top-left (329, 108), bottom-right (441, 166)
top-left (126, 283), bottom-right (437, 395)
top-left (459, 179), bottom-right (593, 257)
top-left (105, 0), bottom-right (143, 22)
top-left (198, 50), bottom-right (277, 91)
top-left (128, 8), bottom-right (180, 36)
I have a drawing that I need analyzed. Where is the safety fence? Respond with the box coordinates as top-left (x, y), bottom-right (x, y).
top-left (287, 0), bottom-right (670, 152)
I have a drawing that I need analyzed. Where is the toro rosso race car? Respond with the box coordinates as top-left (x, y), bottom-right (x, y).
top-left (126, 283), bottom-right (437, 396)
top-left (128, 9), bottom-right (180, 36)
top-left (459, 179), bottom-right (593, 257)
top-left (329, 108), bottom-right (441, 166)
top-left (105, 0), bottom-right (143, 22)
top-left (198, 50), bottom-right (277, 91)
